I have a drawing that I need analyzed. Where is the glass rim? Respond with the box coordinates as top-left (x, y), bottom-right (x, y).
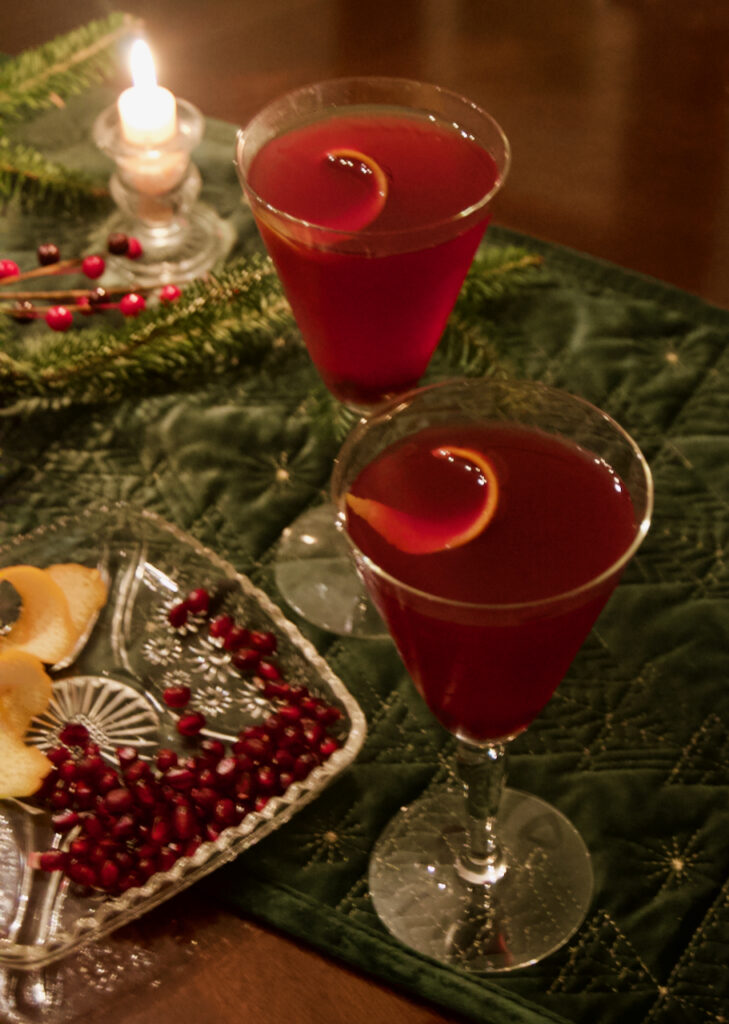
top-left (235, 75), bottom-right (511, 244)
top-left (332, 377), bottom-right (654, 615)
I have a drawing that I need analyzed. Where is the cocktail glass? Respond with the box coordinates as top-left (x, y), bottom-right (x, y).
top-left (332, 377), bottom-right (653, 971)
top-left (235, 78), bottom-right (509, 635)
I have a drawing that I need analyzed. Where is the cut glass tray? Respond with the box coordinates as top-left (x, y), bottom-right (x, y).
top-left (0, 504), bottom-right (366, 969)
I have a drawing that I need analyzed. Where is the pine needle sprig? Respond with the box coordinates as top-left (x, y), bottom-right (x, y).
top-left (0, 137), bottom-right (108, 212)
top-left (455, 247), bottom-right (544, 313)
top-left (0, 255), bottom-right (299, 407)
top-left (0, 13), bottom-right (141, 124)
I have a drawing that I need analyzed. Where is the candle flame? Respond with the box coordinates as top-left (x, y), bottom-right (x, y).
top-left (129, 39), bottom-right (158, 90)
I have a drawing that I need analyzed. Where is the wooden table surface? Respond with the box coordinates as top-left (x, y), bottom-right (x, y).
top-left (4, 3), bottom-right (728, 1023)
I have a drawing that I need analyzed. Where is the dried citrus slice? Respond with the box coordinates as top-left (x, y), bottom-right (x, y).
top-left (346, 445), bottom-right (499, 554)
top-left (321, 147), bottom-right (389, 231)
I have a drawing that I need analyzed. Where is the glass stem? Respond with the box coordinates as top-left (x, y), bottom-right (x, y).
top-left (454, 739), bottom-right (508, 885)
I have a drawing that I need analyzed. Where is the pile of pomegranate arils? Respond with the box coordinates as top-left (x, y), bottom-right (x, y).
top-left (32, 586), bottom-right (343, 895)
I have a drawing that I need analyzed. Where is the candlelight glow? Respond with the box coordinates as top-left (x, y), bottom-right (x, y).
top-left (130, 39), bottom-right (158, 91)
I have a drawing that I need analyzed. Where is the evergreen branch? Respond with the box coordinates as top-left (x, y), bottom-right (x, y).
top-left (0, 137), bottom-right (109, 213)
top-left (0, 13), bottom-right (142, 122)
top-left (0, 256), bottom-right (299, 407)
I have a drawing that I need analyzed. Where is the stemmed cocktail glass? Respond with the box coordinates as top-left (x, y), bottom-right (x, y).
top-left (332, 377), bottom-right (653, 971)
top-left (235, 78), bottom-right (509, 635)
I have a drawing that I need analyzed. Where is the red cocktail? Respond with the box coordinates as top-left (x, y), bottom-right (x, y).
top-left (332, 377), bottom-right (653, 971)
top-left (236, 79), bottom-right (509, 411)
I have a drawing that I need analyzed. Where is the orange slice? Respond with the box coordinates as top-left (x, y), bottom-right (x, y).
top-left (0, 565), bottom-right (76, 664)
top-left (321, 147), bottom-right (389, 231)
top-left (346, 445), bottom-right (498, 554)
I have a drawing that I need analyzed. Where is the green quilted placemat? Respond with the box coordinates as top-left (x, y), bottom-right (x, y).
top-left (0, 90), bottom-right (727, 1024)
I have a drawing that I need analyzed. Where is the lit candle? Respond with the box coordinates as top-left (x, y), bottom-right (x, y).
top-left (118, 40), bottom-right (177, 147)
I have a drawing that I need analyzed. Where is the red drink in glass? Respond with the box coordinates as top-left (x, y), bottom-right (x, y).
top-left (237, 80), bottom-right (509, 410)
top-left (344, 421), bottom-right (638, 742)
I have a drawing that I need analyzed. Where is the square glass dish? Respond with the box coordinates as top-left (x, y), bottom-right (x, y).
top-left (0, 504), bottom-right (366, 969)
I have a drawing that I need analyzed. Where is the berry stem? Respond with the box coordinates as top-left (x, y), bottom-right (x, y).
top-left (0, 259), bottom-right (83, 286)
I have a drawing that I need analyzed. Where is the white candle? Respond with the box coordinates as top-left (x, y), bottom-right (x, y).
top-left (118, 40), bottom-right (177, 147)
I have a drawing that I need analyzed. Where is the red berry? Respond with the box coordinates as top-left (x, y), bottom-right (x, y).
top-left (107, 232), bottom-right (129, 255)
top-left (159, 283), bottom-right (181, 302)
top-left (0, 258), bottom-right (20, 279)
top-left (126, 237), bottom-right (143, 259)
top-left (37, 243), bottom-right (60, 266)
top-left (82, 254), bottom-right (105, 279)
top-left (45, 305), bottom-right (73, 331)
top-left (177, 711), bottom-right (206, 737)
top-left (119, 292), bottom-right (146, 317)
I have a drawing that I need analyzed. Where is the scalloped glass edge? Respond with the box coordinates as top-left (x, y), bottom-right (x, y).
top-left (0, 502), bottom-right (367, 969)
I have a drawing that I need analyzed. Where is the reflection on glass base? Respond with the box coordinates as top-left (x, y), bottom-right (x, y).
top-left (91, 204), bottom-right (235, 288)
top-left (274, 505), bottom-right (387, 638)
top-left (369, 786), bottom-right (593, 972)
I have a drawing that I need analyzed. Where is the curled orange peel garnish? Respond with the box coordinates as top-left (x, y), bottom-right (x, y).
top-left (346, 445), bottom-right (499, 554)
top-left (323, 148), bottom-right (389, 229)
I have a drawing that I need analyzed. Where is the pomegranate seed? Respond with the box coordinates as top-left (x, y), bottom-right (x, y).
top-left (110, 814), bottom-right (136, 840)
top-left (223, 625), bottom-right (251, 652)
top-left (301, 720), bottom-right (325, 747)
top-left (167, 601), bottom-right (189, 628)
top-left (49, 788), bottom-right (71, 810)
top-left (213, 756), bottom-right (238, 787)
top-left (231, 648), bottom-right (260, 673)
top-left (39, 850), bottom-right (68, 872)
top-left (272, 749), bottom-right (295, 771)
top-left (288, 686), bottom-right (310, 704)
top-left (163, 685), bottom-right (191, 709)
top-left (235, 772), bottom-right (255, 801)
top-left (173, 804), bottom-right (198, 840)
top-left (200, 738), bottom-right (225, 761)
top-left (59, 761), bottom-right (78, 782)
top-left (51, 809), bottom-right (80, 832)
top-left (68, 861), bottom-right (97, 888)
top-left (47, 745), bottom-right (71, 766)
top-left (156, 748), bottom-right (178, 771)
top-left (277, 725), bottom-right (305, 753)
top-left (69, 837), bottom-right (91, 858)
top-left (239, 736), bottom-right (272, 763)
top-left (186, 588), bottom-right (210, 614)
top-left (164, 767), bottom-right (196, 790)
top-left (262, 681), bottom-right (291, 700)
top-left (124, 759), bottom-right (151, 784)
top-left (205, 823), bottom-right (222, 842)
top-left (277, 705), bottom-right (302, 724)
top-left (116, 746), bottom-right (139, 768)
top-left (190, 786), bottom-right (219, 809)
top-left (208, 614), bottom-right (233, 640)
top-left (255, 766), bottom-right (278, 793)
top-left (196, 767), bottom-right (216, 788)
top-left (99, 859), bottom-right (120, 890)
top-left (59, 722), bottom-right (89, 746)
top-left (258, 660), bottom-right (281, 681)
top-left (293, 753), bottom-right (319, 780)
top-left (73, 781), bottom-right (95, 808)
top-left (184, 839), bottom-right (201, 857)
top-left (177, 711), bottom-right (206, 737)
top-left (316, 704), bottom-right (342, 725)
top-left (138, 856), bottom-right (158, 879)
top-left (105, 788), bottom-right (134, 815)
top-left (319, 737), bottom-right (340, 758)
top-left (213, 798), bottom-right (236, 826)
top-left (250, 630), bottom-right (277, 654)
top-left (77, 754), bottom-right (104, 778)
top-left (133, 781), bottom-right (158, 810)
top-left (158, 847), bottom-right (179, 871)
top-left (254, 795), bottom-right (270, 813)
top-left (279, 770), bottom-right (295, 791)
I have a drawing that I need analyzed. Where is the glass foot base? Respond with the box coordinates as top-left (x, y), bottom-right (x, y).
top-left (91, 203), bottom-right (235, 288)
top-left (274, 505), bottom-right (387, 638)
top-left (368, 786), bottom-right (593, 972)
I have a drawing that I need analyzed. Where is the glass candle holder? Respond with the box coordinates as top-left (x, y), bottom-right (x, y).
top-left (93, 99), bottom-right (232, 287)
